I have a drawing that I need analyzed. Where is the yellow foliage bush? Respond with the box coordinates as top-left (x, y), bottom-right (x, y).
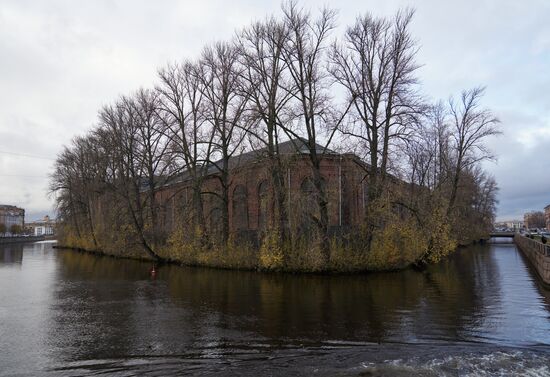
top-left (164, 222), bottom-right (204, 262)
top-left (367, 219), bottom-right (428, 270)
top-left (57, 188), bottom-right (460, 272)
top-left (328, 236), bottom-right (370, 272)
top-left (422, 207), bottom-right (457, 264)
top-left (58, 225), bottom-right (97, 251)
top-left (284, 236), bottom-right (327, 272)
top-left (164, 220), bottom-right (258, 269)
top-left (259, 229), bottom-right (284, 271)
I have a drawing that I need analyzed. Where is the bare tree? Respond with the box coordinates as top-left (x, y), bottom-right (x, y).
top-left (49, 131), bottom-right (112, 249)
top-left (472, 167), bottom-right (498, 232)
top-left (157, 61), bottom-right (214, 242)
top-left (447, 87), bottom-right (500, 216)
top-left (97, 94), bottom-right (168, 261)
top-left (405, 102), bottom-right (452, 199)
top-left (524, 211), bottom-right (546, 229)
top-left (279, 1), bottom-right (338, 262)
top-left (129, 89), bottom-right (175, 244)
top-left (238, 16), bottom-right (293, 242)
top-left (197, 41), bottom-right (250, 245)
top-left (51, 149), bottom-right (82, 240)
top-left (329, 9), bottom-right (422, 206)
top-left (74, 135), bottom-right (105, 248)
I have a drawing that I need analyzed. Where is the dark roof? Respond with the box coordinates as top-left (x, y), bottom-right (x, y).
top-left (163, 138), bottom-right (338, 187)
top-left (224, 137), bottom-right (337, 170)
top-left (276, 137), bottom-right (336, 156)
top-left (0, 205), bottom-right (25, 213)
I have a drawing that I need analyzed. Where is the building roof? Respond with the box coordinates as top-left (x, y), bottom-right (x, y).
top-left (0, 204), bottom-right (24, 210)
top-left (161, 138), bottom-right (338, 187)
top-left (220, 137), bottom-right (337, 170)
top-left (0, 205), bottom-right (25, 215)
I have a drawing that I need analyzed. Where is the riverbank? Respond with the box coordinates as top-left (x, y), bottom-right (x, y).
top-left (53, 236), bottom-right (453, 275)
top-left (55, 213), bottom-right (483, 273)
top-left (52, 242), bottom-right (413, 274)
top-left (515, 234), bottom-right (550, 286)
top-left (0, 236), bottom-right (45, 244)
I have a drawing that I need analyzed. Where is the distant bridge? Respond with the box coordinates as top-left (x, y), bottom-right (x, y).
top-left (489, 232), bottom-right (516, 238)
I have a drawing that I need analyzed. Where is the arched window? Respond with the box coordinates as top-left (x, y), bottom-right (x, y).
top-left (363, 179), bottom-right (369, 209)
top-left (341, 175), bottom-right (351, 227)
top-left (209, 207), bottom-right (222, 241)
top-left (232, 184), bottom-right (249, 231)
top-left (301, 177), bottom-right (315, 195)
top-left (258, 180), bottom-right (269, 230)
top-left (299, 177), bottom-right (317, 232)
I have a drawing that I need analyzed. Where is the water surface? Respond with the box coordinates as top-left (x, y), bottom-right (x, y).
top-left (1, 241), bottom-right (549, 376)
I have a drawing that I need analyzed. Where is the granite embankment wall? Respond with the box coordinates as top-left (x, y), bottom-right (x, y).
top-left (514, 234), bottom-right (550, 286)
top-left (0, 236), bottom-right (45, 244)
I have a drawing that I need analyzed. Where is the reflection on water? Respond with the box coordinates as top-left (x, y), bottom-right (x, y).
top-left (0, 243), bottom-right (23, 264)
top-left (0, 242), bottom-right (549, 376)
top-left (0, 241), bottom-right (56, 266)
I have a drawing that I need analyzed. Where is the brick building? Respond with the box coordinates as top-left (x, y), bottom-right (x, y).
top-left (0, 205), bottom-right (25, 233)
top-left (153, 139), bottom-right (396, 240)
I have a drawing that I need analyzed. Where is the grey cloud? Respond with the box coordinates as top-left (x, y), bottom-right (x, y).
top-left (0, 0), bottom-right (549, 221)
top-left (485, 110), bottom-right (550, 219)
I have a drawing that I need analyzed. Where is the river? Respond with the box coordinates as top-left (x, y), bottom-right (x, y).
top-left (1, 240), bottom-right (549, 376)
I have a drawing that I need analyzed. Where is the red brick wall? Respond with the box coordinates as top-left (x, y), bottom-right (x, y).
top-left (155, 154), bottom-right (368, 235)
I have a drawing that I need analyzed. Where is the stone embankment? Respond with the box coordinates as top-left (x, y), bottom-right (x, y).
top-left (0, 236), bottom-right (45, 244)
top-left (514, 234), bottom-right (550, 286)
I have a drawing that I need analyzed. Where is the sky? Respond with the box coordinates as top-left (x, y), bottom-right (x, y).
top-left (0, 0), bottom-right (549, 221)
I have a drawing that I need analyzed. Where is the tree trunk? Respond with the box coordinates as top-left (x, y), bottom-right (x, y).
top-left (310, 152), bottom-right (330, 265)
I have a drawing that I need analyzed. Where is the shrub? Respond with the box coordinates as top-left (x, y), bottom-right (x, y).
top-left (259, 229), bottom-right (284, 271)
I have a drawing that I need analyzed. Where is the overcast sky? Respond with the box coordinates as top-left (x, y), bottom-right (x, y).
top-left (0, 0), bottom-right (549, 221)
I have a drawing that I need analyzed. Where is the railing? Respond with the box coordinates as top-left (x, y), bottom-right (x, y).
top-left (515, 234), bottom-right (550, 257)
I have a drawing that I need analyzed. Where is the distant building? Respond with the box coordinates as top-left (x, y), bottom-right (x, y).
top-left (0, 205), bottom-right (25, 233)
top-left (545, 205), bottom-right (550, 231)
top-left (524, 210), bottom-right (546, 230)
top-left (26, 215), bottom-right (56, 236)
top-left (508, 220), bottom-right (524, 230)
top-left (495, 220), bottom-right (523, 231)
